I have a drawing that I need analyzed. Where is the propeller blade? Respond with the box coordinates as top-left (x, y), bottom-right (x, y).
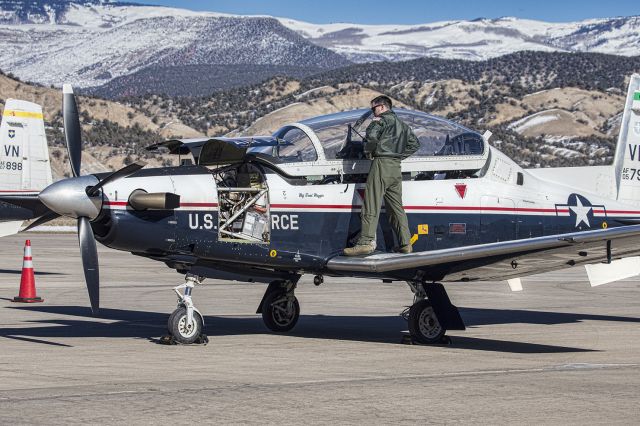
top-left (63, 84), bottom-right (82, 178)
top-left (78, 216), bottom-right (99, 313)
top-left (21, 211), bottom-right (61, 232)
top-left (86, 161), bottom-right (147, 197)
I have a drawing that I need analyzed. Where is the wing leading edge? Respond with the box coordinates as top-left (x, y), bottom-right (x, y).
top-left (327, 225), bottom-right (640, 283)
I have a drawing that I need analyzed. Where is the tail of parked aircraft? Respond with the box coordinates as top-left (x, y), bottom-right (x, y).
top-left (613, 74), bottom-right (640, 205)
top-left (0, 99), bottom-right (52, 236)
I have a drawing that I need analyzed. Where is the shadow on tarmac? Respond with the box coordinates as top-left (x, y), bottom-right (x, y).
top-left (0, 269), bottom-right (66, 276)
top-left (3, 305), bottom-right (640, 352)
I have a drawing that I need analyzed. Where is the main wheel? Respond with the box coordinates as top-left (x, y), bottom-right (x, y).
top-left (408, 299), bottom-right (446, 344)
top-left (168, 307), bottom-right (204, 344)
top-left (262, 290), bottom-right (300, 332)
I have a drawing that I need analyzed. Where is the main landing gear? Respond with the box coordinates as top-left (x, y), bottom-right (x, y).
top-left (162, 275), bottom-right (463, 345)
top-left (167, 274), bottom-right (207, 344)
top-left (404, 281), bottom-right (465, 344)
top-left (257, 280), bottom-right (300, 332)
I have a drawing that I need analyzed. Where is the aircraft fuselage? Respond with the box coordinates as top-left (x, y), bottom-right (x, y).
top-left (93, 160), bottom-right (640, 279)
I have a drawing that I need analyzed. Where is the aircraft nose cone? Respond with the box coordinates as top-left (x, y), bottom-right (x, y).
top-left (38, 180), bottom-right (70, 213)
top-left (39, 175), bottom-right (102, 219)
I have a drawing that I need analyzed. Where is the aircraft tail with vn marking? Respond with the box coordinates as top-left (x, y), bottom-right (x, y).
top-left (0, 99), bottom-right (52, 236)
top-left (613, 74), bottom-right (640, 205)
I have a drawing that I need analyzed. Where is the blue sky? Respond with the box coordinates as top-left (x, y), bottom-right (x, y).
top-left (133, 0), bottom-right (639, 24)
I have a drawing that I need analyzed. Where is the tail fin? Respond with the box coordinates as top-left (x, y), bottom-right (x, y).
top-left (0, 99), bottom-right (52, 194)
top-left (613, 74), bottom-right (640, 204)
top-left (0, 99), bottom-right (52, 237)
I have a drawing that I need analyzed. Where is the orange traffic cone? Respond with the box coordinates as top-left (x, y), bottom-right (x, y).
top-left (12, 240), bottom-right (43, 303)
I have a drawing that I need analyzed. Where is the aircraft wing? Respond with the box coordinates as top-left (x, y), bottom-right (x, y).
top-left (327, 225), bottom-right (640, 283)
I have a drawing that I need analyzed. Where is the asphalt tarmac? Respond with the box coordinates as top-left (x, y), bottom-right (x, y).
top-left (0, 233), bottom-right (639, 424)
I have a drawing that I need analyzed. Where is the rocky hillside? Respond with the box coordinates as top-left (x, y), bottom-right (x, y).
top-left (0, 71), bottom-right (203, 178)
top-left (89, 64), bottom-right (321, 99)
top-left (2, 50), bottom-right (637, 174)
top-left (122, 52), bottom-right (638, 168)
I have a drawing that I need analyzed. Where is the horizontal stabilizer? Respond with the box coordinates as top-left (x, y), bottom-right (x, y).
top-left (584, 256), bottom-right (640, 287)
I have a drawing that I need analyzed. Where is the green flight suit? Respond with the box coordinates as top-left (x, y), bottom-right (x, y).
top-left (358, 110), bottom-right (419, 247)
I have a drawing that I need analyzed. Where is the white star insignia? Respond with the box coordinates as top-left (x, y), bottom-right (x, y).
top-left (569, 197), bottom-right (592, 228)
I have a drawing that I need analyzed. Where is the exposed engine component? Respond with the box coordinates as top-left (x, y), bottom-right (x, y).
top-left (214, 164), bottom-right (270, 243)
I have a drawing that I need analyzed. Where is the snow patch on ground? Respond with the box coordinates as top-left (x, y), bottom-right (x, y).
top-left (294, 86), bottom-right (333, 100)
top-left (508, 110), bottom-right (563, 133)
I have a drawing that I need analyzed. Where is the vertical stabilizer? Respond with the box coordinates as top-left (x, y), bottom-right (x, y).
top-left (613, 74), bottom-right (640, 204)
top-left (0, 99), bottom-right (52, 194)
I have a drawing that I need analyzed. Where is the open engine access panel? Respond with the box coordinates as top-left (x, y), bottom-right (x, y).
top-left (213, 163), bottom-right (270, 244)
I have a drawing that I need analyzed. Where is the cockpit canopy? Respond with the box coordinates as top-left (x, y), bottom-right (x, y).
top-left (249, 108), bottom-right (485, 164)
top-left (148, 108), bottom-right (489, 175)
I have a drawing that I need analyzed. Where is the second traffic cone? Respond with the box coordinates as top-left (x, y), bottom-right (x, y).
top-left (13, 240), bottom-right (43, 303)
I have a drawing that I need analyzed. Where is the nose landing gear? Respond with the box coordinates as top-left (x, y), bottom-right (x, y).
top-left (167, 274), bottom-right (207, 344)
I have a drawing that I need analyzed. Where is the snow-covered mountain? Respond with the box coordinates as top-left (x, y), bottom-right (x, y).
top-left (0, 1), bottom-right (349, 89)
top-left (0, 1), bottom-right (638, 94)
top-left (278, 16), bottom-right (640, 62)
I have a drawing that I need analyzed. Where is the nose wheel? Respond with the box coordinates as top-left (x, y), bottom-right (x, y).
top-left (168, 306), bottom-right (204, 344)
top-left (164, 274), bottom-right (207, 345)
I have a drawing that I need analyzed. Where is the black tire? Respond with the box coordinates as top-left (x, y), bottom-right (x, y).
top-left (408, 299), bottom-right (446, 344)
top-left (168, 306), bottom-right (204, 344)
top-left (167, 308), bottom-right (180, 333)
top-left (262, 290), bottom-right (300, 332)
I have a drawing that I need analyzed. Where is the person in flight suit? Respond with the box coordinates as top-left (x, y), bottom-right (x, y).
top-left (344, 95), bottom-right (419, 256)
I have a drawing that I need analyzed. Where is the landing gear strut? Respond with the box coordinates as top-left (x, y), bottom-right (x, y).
top-left (405, 281), bottom-right (465, 344)
top-left (258, 280), bottom-right (300, 332)
top-left (167, 274), bottom-right (206, 344)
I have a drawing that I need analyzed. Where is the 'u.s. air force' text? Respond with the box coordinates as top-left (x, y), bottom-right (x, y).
top-left (187, 213), bottom-right (299, 230)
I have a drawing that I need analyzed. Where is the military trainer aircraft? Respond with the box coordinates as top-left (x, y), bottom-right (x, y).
top-left (3, 76), bottom-right (640, 344)
top-left (0, 99), bottom-right (52, 236)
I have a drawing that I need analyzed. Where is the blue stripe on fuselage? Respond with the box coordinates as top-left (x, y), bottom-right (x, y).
top-left (98, 208), bottom-right (622, 269)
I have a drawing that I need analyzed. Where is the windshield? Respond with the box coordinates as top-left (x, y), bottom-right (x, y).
top-left (250, 126), bottom-right (318, 163)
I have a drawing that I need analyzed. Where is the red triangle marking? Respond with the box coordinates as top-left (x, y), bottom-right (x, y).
top-left (454, 183), bottom-right (467, 199)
